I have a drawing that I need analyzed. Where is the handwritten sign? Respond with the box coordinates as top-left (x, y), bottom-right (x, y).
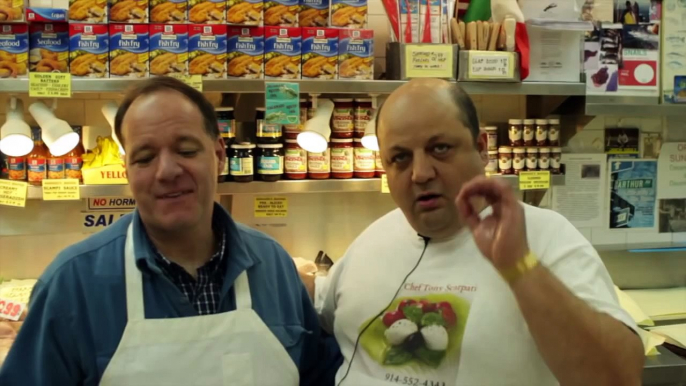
top-left (0, 297), bottom-right (25, 321)
top-left (381, 174), bottom-right (390, 193)
top-left (42, 179), bottom-right (81, 200)
top-left (468, 51), bottom-right (515, 79)
top-left (0, 180), bottom-right (28, 207)
top-left (29, 72), bottom-right (72, 98)
top-left (519, 171), bottom-right (551, 190)
top-left (405, 45), bottom-right (454, 78)
top-left (254, 196), bottom-right (288, 217)
top-left (265, 82), bottom-right (300, 125)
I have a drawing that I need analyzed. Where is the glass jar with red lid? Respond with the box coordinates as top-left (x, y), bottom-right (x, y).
top-left (284, 140), bottom-right (307, 180)
top-left (354, 98), bottom-right (372, 139)
top-left (331, 99), bottom-right (354, 139)
top-left (308, 147), bottom-right (330, 179)
top-left (330, 138), bottom-right (353, 179)
top-left (374, 151), bottom-right (384, 178)
top-left (353, 139), bottom-right (375, 178)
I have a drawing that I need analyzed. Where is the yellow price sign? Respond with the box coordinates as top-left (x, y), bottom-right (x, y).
top-left (42, 179), bottom-right (81, 201)
top-left (381, 174), bottom-right (390, 193)
top-left (29, 73), bottom-right (72, 98)
top-left (519, 171), bottom-right (551, 191)
top-left (0, 180), bottom-right (28, 208)
top-left (172, 74), bottom-right (203, 92)
top-left (254, 197), bottom-right (288, 217)
top-left (467, 51), bottom-right (515, 79)
top-left (405, 45), bottom-right (454, 79)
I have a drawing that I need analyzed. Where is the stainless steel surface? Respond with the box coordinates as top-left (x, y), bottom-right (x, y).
top-left (643, 346), bottom-right (686, 386)
top-left (0, 79), bottom-right (587, 95)
top-left (585, 95), bottom-right (686, 117)
top-left (24, 174), bottom-right (565, 199)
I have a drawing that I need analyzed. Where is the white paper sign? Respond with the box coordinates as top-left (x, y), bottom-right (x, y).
top-left (468, 52), bottom-right (514, 79)
top-left (657, 142), bottom-right (686, 199)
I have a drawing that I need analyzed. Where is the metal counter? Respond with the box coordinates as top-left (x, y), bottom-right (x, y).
top-left (644, 347), bottom-right (686, 386)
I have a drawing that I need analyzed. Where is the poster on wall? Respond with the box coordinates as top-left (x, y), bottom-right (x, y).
top-left (605, 127), bottom-right (640, 155)
top-left (608, 159), bottom-right (657, 229)
top-left (658, 199), bottom-right (686, 232)
top-left (552, 154), bottom-right (608, 228)
top-left (656, 142), bottom-right (686, 199)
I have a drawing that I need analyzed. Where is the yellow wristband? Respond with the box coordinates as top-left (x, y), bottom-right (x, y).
top-left (499, 251), bottom-right (539, 284)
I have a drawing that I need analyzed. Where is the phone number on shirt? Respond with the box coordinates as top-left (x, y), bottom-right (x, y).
top-left (385, 373), bottom-right (446, 386)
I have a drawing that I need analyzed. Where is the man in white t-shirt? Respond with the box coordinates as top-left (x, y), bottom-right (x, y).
top-left (302, 79), bottom-right (644, 386)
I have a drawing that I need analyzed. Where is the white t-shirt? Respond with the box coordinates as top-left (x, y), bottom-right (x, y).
top-left (315, 204), bottom-right (637, 386)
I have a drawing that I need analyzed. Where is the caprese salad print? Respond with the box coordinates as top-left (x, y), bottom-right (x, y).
top-left (359, 293), bottom-right (471, 380)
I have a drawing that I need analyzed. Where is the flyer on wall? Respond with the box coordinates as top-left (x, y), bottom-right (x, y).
top-left (608, 159), bottom-right (657, 229)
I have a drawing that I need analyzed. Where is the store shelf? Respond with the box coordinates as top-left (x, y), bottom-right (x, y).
top-left (0, 79), bottom-right (587, 96)
top-left (585, 95), bottom-right (686, 117)
top-left (24, 174), bottom-right (565, 199)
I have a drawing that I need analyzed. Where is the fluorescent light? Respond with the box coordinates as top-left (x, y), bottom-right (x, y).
top-left (0, 98), bottom-right (34, 157)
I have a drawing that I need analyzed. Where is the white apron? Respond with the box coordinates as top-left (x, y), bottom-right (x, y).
top-left (99, 223), bottom-right (300, 386)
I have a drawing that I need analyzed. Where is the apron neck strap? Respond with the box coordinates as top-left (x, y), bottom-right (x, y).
top-left (124, 223), bottom-right (146, 321)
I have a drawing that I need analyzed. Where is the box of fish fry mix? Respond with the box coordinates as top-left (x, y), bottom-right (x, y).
top-left (150, 0), bottom-right (187, 23)
top-left (263, 0), bottom-right (298, 26)
top-left (110, 24), bottom-right (149, 78)
top-left (264, 26), bottom-right (300, 79)
top-left (189, 0), bottom-right (225, 23)
top-left (0, 24), bottom-right (28, 79)
top-left (227, 26), bottom-right (263, 79)
top-left (301, 27), bottom-right (337, 80)
top-left (330, 0), bottom-right (366, 28)
top-left (1, 0), bottom-right (25, 22)
top-left (68, 0), bottom-right (108, 23)
top-left (299, 0), bottom-right (328, 27)
top-left (338, 28), bottom-right (372, 80)
top-left (69, 23), bottom-right (108, 78)
top-left (226, 0), bottom-right (263, 25)
top-left (149, 24), bottom-right (188, 76)
top-left (29, 23), bottom-right (69, 74)
top-left (109, 0), bottom-right (149, 23)
top-left (188, 24), bottom-right (226, 79)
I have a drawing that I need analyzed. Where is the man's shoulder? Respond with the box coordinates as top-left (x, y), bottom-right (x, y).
top-left (233, 222), bottom-right (294, 267)
top-left (522, 203), bottom-right (573, 230)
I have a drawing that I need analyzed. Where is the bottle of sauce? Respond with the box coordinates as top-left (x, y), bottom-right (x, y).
top-left (538, 147), bottom-right (550, 171)
top-left (257, 144), bottom-right (283, 181)
top-left (330, 138), bottom-right (353, 179)
top-left (331, 99), bottom-right (354, 139)
top-left (486, 150), bottom-right (498, 173)
top-left (7, 155), bottom-right (26, 181)
top-left (353, 139), bottom-right (375, 178)
top-left (284, 140), bottom-right (307, 180)
top-left (513, 148), bottom-right (526, 175)
top-left (498, 146), bottom-right (513, 175)
top-left (526, 148), bottom-right (538, 171)
top-left (548, 119), bottom-right (560, 146)
top-left (523, 119), bottom-right (535, 146)
top-left (230, 143), bottom-right (255, 183)
top-left (65, 126), bottom-right (85, 181)
top-left (308, 148), bottom-right (331, 179)
top-left (551, 147), bottom-right (562, 174)
top-left (47, 150), bottom-right (65, 179)
top-left (508, 119), bottom-right (523, 147)
top-left (256, 108), bottom-right (283, 144)
top-left (535, 119), bottom-right (549, 146)
top-left (27, 127), bottom-right (47, 186)
top-left (485, 126), bottom-right (498, 150)
top-left (354, 98), bottom-right (372, 139)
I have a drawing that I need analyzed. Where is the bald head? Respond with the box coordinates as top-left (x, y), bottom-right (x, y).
top-left (376, 79), bottom-right (480, 145)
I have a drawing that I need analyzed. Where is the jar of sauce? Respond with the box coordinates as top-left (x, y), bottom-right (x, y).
top-left (354, 98), bottom-right (372, 139)
top-left (353, 138), bottom-right (375, 178)
top-left (375, 151), bottom-right (384, 178)
top-left (285, 140), bottom-right (307, 180)
top-left (535, 119), bottom-right (548, 146)
top-left (257, 144), bottom-right (283, 181)
top-left (216, 107), bottom-right (236, 146)
top-left (47, 151), bottom-right (65, 179)
top-left (332, 99), bottom-right (354, 138)
top-left (308, 148), bottom-right (330, 179)
top-left (498, 146), bottom-right (513, 175)
top-left (551, 147), bottom-right (562, 174)
top-left (548, 119), bottom-right (560, 146)
top-left (523, 119), bottom-right (535, 146)
top-left (7, 156), bottom-right (26, 181)
top-left (284, 99), bottom-right (308, 140)
top-left (513, 148), bottom-right (526, 175)
top-left (27, 127), bottom-right (47, 186)
top-left (526, 147), bottom-right (538, 171)
top-left (486, 150), bottom-right (498, 173)
top-left (256, 107), bottom-right (282, 144)
top-left (65, 126), bottom-right (84, 181)
top-left (485, 126), bottom-right (498, 150)
top-left (508, 119), bottom-right (523, 147)
top-left (230, 143), bottom-right (255, 183)
top-left (330, 138), bottom-right (353, 179)
top-left (538, 147), bottom-right (550, 171)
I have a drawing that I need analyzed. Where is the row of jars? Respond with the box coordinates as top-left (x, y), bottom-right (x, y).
top-left (485, 118), bottom-right (561, 150)
top-left (219, 138), bottom-right (384, 183)
top-left (489, 146), bottom-right (563, 175)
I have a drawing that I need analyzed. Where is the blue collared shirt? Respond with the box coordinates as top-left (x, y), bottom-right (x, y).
top-left (0, 204), bottom-right (342, 386)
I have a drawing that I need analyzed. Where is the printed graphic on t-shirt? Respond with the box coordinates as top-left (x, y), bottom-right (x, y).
top-left (358, 283), bottom-right (476, 386)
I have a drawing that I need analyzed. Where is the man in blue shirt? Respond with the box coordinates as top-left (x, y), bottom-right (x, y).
top-left (0, 77), bottom-right (341, 385)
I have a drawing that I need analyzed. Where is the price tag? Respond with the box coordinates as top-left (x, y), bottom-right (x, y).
top-left (0, 297), bottom-right (25, 321)
top-left (42, 179), bottom-right (81, 200)
top-left (0, 180), bottom-right (28, 207)
top-left (29, 72), bottom-right (72, 98)
top-left (265, 82), bottom-right (300, 125)
top-left (405, 45), bottom-right (454, 78)
top-left (467, 51), bottom-right (515, 79)
top-left (519, 171), bottom-right (551, 190)
top-left (381, 174), bottom-right (390, 193)
top-left (254, 196), bottom-right (288, 217)
top-left (170, 74), bottom-right (203, 91)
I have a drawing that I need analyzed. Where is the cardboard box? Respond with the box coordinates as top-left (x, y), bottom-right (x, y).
top-left (330, 0), bottom-right (366, 28)
top-left (1, 0), bottom-right (25, 21)
top-left (149, 24), bottom-right (188, 76)
top-left (227, 26), bottom-right (264, 79)
top-left (109, 24), bottom-right (149, 78)
top-left (338, 28), bottom-right (372, 80)
top-left (0, 24), bottom-right (28, 79)
top-left (299, 0), bottom-right (328, 27)
top-left (264, 26), bottom-right (300, 79)
top-left (29, 23), bottom-right (69, 73)
top-left (68, 0), bottom-right (107, 22)
top-left (189, 0), bottom-right (224, 23)
top-left (188, 24), bottom-right (227, 79)
top-left (25, 7), bottom-right (68, 22)
top-left (69, 24), bottom-right (109, 78)
top-left (109, 0), bottom-right (149, 23)
top-left (301, 27), bottom-right (338, 79)
top-left (226, 0), bottom-right (262, 25)
top-left (263, 0), bottom-right (298, 26)
top-left (150, 0), bottom-right (187, 23)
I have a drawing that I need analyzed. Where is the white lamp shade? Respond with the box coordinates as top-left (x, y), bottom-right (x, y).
top-left (361, 108), bottom-right (379, 151)
top-left (297, 98), bottom-right (334, 153)
top-left (29, 102), bottom-right (79, 156)
top-left (102, 101), bottom-right (125, 154)
top-left (0, 99), bottom-right (34, 157)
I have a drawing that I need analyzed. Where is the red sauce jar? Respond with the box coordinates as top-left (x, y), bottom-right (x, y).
top-left (308, 148), bottom-right (330, 179)
top-left (284, 140), bottom-right (307, 180)
top-left (354, 98), bottom-right (372, 139)
top-left (285, 99), bottom-right (308, 140)
top-left (330, 138), bottom-right (353, 179)
top-left (375, 151), bottom-right (384, 178)
top-left (331, 99), bottom-right (354, 139)
top-left (353, 138), bottom-right (375, 178)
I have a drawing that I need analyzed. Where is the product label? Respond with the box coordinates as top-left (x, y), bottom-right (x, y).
top-left (539, 155), bottom-right (550, 170)
top-left (69, 24), bottom-right (109, 78)
top-left (549, 127), bottom-right (559, 142)
top-left (487, 133), bottom-right (498, 150)
top-left (536, 127), bottom-right (548, 142)
top-left (149, 0), bottom-right (187, 23)
top-left (230, 157), bottom-right (254, 176)
top-left (27, 159), bottom-right (46, 182)
top-left (338, 29), bottom-right (373, 80)
top-left (0, 24), bottom-right (29, 79)
top-left (8, 157), bottom-right (26, 180)
top-left (189, 0), bottom-right (225, 24)
top-left (109, 24), bottom-right (150, 78)
top-left (331, 147), bottom-right (353, 172)
top-left (300, 0), bottom-right (329, 27)
top-left (264, 27), bottom-right (302, 79)
top-left (69, 0), bottom-right (107, 22)
top-left (110, 0), bottom-right (148, 22)
top-left (257, 122), bottom-right (282, 138)
top-left (330, 0), bottom-right (367, 28)
top-left (498, 156), bottom-right (512, 171)
top-left (29, 23), bottom-right (69, 74)
top-left (551, 154), bottom-right (561, 169)
top-left (65, 157), bottom-right (82, 179)
top-left (264, 0), bottom-right (299, 26)
top-left (227, 0), bottom-right (264, 26)
top-left (354, 105), bottom-right (371, 132)
top-left (227, 27), bottom-right (264, 79)
top-left (486, 158), bottom-right (498, 173)
top-left (333, 106), bottom-right (354, 132)
top-left (354, 147), bottom-right (375, 171)
top-left (523, 126), bottom-right (534, 143)
top-left (513, 153), bottom-right (525, 171)
top-left (508, 126), bottom-right (522, 141)
top-left (526, 155), bottom-right (538, 170)
top-left (301, 27), bottom-right (338, 79)
top-left (48, 158), bottom-right (65, 179)
top-left (308, 150), bottom-right (330, 172)
top-left (285, 148), bottom-right (307, 172)
top-left (258, 155), bottom-right (283, 174)
top-left (189, 24), bottom-right (227, 79)
top-left (149, 25), bottom-right (189, 77)
top-left (218, 119), bottom-right (236, 138)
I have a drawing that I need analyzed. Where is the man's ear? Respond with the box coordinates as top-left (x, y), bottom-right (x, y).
top-left (215, 137), bottom-right (226, 176)
top-left (475, 130), bottom-right (489, 166)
